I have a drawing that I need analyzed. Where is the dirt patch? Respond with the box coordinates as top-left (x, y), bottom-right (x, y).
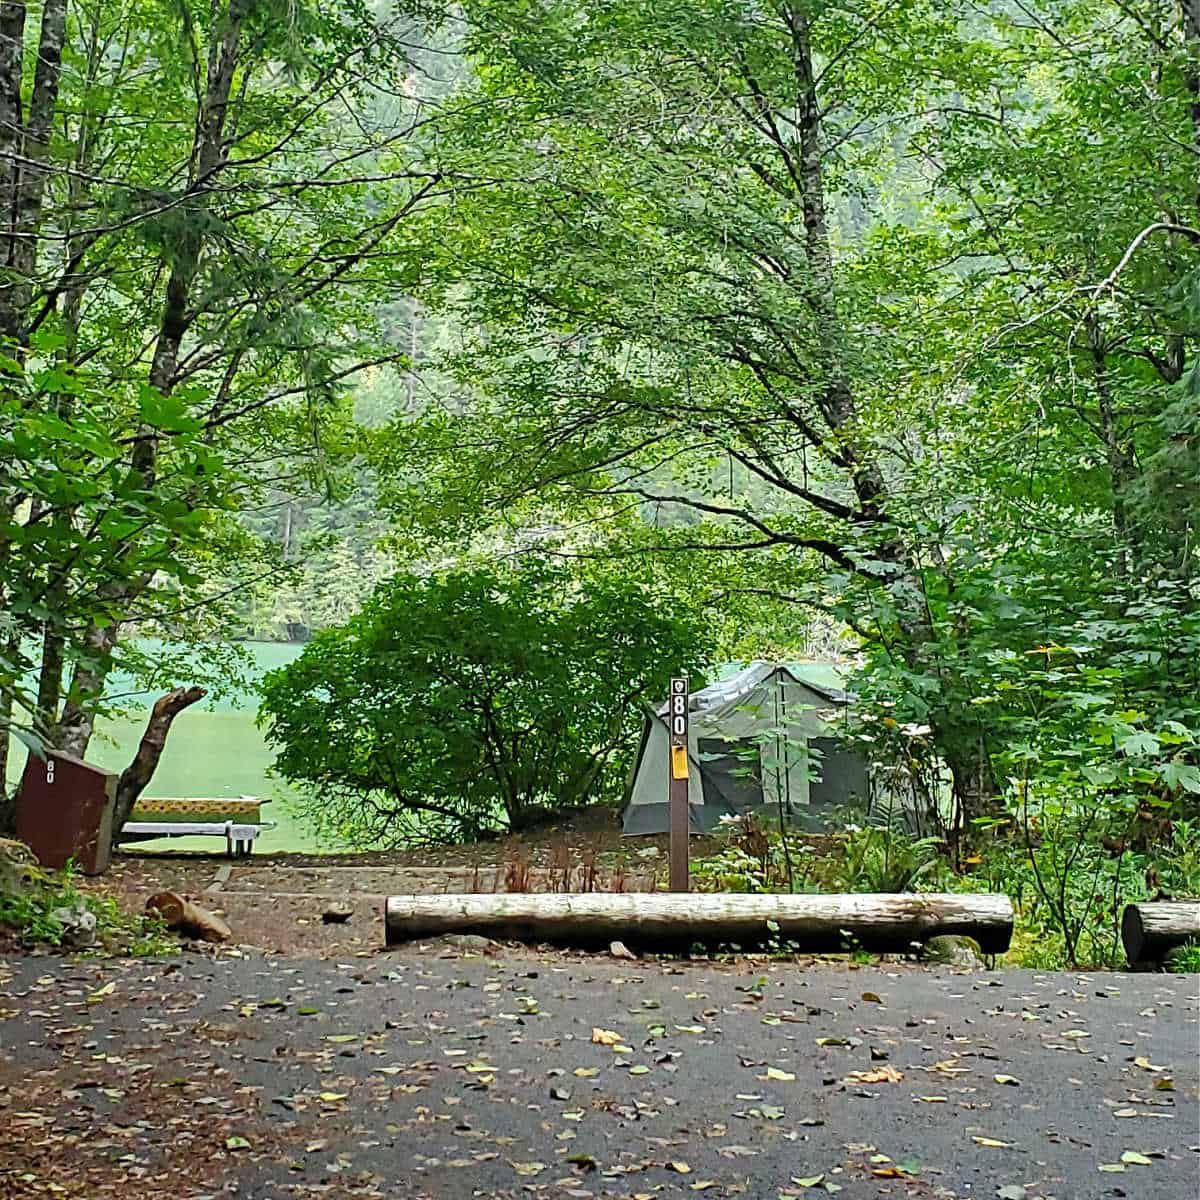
top-left (113, 804), bottom-right (727, 869)
top-left (68, 807), bottom-right (719, 957)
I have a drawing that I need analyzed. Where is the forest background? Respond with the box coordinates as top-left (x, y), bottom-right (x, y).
top-left (0, 0), bottom-right (1195, 933)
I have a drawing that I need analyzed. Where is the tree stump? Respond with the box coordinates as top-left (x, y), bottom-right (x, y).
top-left (0, 838), bottom-right (40, 897)
top-left (146, 891), bottom-right (232, 942)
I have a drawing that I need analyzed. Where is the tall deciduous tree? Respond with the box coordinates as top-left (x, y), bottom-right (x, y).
top-left (0, 0), bottom-right (454, 809)
top-left (383, 0), bottom-right (1199, 829)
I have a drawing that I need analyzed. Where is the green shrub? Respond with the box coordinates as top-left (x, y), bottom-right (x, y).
top-left (691, 846), bottom-right (769, 893)
top-left (686, 784), bottom-right (1200, 970)
top-left (831, 825), bottom-right (944, 893)
top-left (260, 559), bottom-right (716, 847)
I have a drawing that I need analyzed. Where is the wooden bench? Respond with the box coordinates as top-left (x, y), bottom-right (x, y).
top-left (119, 797), bottom-right (274, 857)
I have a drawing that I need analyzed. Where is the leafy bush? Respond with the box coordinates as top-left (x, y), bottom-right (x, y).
top-left (1159, 818), bottom-right (1200, 898)
top-left (688, 812), bottom-right (1199, 969)
top-left (690, 817), bottom-right (943, 896)
top-left (691, 846), bottom-right (770, 893)
top-left (260, 560), bottom-right (716, 846)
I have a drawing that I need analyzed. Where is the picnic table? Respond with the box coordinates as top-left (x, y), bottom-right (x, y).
top-left (119, 797), bottom-right (274, 857)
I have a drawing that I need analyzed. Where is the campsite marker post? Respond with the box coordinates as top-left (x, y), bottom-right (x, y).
top-left (668, 677), bottom-right (689, 891)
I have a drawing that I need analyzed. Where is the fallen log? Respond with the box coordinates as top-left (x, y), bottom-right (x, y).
top-left (1121, 901), bottom-right (1200, 967)
top-left (146, 890), bottom-right (232, 943)
top-left (384, 892), bottom-right (1014, 955)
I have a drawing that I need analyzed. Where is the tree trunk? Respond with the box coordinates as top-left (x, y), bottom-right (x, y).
top-left (0, 631), bottom-right (22, 829)
top-left (940, 730), bottom-right (999, 829)
top-left (112, 686), bottom-right (206, 841)
top-left (0, 1), bottom-right (28, 342)
top-left (55, 620), bottom-right (120, 758)
top-left (9, 0), bottom-right (67, 309)
top-left (0, 700), bottom-right (14, 834)
top-left (384, 891), bottom-right (1014, 954)
top-left (1183, 0), bottom-right (1200, 222)
top-left (1121, 901), bottom-right (1200, 967)
top-left (36, 621), bottom-right (64, 726)
top-left (57, 3), bottom-right (248, 758)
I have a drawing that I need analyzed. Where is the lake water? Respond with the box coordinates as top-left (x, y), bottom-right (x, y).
top-left (9, 641), bottom-right (333, 853)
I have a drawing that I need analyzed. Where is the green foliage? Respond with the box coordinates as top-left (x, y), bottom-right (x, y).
top-left (691, 819), bottom-right (945, 897)
top-left (260, 558), bottom-right (717, 846)
top-left (0, 0), bottom-right (454, 793)
top-left (377, 0), bottom-right (1200, 838)
top-left (1, 0), bottom-right (1198, 901)
top-left (1168, 942), bottom-right (1200, 974)
top-left (0, 860), bottom-right (172, 955)
top-left (1159, 819), bottom-right (1200, 899)
top-left (690, 847), bottom-right (769, 894)
top-left (690, 813), bottom-right (1200, 969)
top-left (834, 826), bottom-right (944, 894)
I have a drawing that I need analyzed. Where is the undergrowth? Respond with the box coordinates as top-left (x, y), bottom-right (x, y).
top-left (0, 858), bottom-right (173, 956)
top-left (688, 814), bottom-right (1200, 971)
top-left (1168, 942), bottom-right (1200, 973)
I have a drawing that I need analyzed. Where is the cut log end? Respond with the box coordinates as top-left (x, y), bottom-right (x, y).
top-left (1121, 901), bottom-right (1200, 967)
top-left (384, 892), bottom-right (1014, 956)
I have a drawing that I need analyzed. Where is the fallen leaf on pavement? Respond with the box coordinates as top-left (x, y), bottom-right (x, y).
top-left (1120, 1151), bottom-right (1153, 1165)
top-left (759, 1067), bottom-right (795, 1082)
top-left (847, 1066), bottom-right (902, 1084)
top-left (930, 1059), bottom-right (970, 1075)
top-left (512, 1161), bottom-right (547, 1176)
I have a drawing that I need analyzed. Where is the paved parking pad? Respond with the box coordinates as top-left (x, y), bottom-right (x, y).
top-left (1, 952), bottom-right (1196, 1199)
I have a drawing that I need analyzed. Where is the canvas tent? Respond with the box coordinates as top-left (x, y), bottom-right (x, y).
top-left (621, 662), bottom-right (872, 835)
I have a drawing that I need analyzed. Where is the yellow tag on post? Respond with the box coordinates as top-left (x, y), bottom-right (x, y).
top-left (670, 744), bottom-right (689, 780)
